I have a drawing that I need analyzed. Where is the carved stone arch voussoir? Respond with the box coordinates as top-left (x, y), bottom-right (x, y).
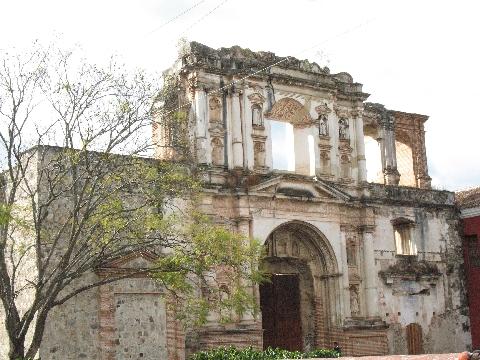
top-left (265, 97), bottom-right (314, 127)
top-left (265, 220), bottom-right (339, 276)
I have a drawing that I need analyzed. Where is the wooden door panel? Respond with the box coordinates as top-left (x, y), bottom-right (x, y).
top-left (260, 274), bottom-right (302, 351)
top-left (406, 323), bottom-right (423, 355)
top-left (260, 279), bottom-right (275, 348)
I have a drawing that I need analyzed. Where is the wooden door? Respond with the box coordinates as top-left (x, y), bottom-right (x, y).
top-left (406, 323), bottom-right (423, 354)
top-left (260, 274), bottom-right (302, 351)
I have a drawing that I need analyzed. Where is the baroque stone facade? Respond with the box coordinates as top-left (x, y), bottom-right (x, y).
top-left (155, 42), bottom-right (469, 357)
top-left (0, 42), bottom-right (471, 359)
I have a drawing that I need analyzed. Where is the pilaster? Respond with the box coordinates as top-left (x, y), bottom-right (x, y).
top-left (361, 226), bottom-right (379, 318)
top-left (231, 89), bottom-right (244, 169)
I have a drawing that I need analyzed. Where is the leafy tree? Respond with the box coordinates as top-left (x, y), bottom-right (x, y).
top-left (0, 42), bottom-right (263, 360)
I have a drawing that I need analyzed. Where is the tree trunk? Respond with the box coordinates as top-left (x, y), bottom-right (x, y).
top-left (8, 338), bottom-right (25, 360)
top-left (25, 310), bottom-right (49, 360)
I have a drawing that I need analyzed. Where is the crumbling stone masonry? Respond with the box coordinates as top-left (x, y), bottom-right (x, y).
top-left (0, 42), bottom-right (471, 359)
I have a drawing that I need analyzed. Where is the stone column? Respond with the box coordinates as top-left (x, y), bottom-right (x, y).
top-left (194, 88), bottom-right (208, 164)
top-left (362, 227), bottom-right (378, 317)
top-left (231, 90), bottom-right (244, 169)
top-left (381, 111), bottom-right (400, 185)
top-left (353, 111), bottom-right (367, 183)
top-left (413, 122), bottom-right (432, 189)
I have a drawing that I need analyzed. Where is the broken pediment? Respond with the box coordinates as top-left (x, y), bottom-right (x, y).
top-left (248, 175), bottom-right (351, 201)
top-left (97, 251), bottom-right (158, 275)
top-left (379, 257), bottom-right (441, 284)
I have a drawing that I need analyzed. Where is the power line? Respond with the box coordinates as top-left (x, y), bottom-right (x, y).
top-left (158, 17), bottom-right (376, 119)
top-left (146, 0), bottom-right (207, 36)
top-left (180, 0), bottom-right (231, 37)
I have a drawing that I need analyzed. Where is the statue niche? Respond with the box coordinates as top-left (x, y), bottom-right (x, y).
top-left (339, 118), bottom-right (349, 140)
top-left (346, 240), bottom-right (357, 267)
top-left (319, 115), bottom-right (329, 137)
top-left (252, 104), bottom-right (264, 127)
top-left (320, 151), bottom-right (330, 174)
top-left (254, 141), bottom-right (266, 169)
top-left (340, 154), bottom-right (351, 179)
top-left (211, 137), bottom-right (224, 166)
top-left (209, 97), bottom-right (222, 124)
top-left (349, 284), bottom-right (360, 317)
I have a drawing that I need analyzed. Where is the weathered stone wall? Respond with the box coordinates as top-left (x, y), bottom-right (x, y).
top-left (196, 177), bottom-right (470, 355)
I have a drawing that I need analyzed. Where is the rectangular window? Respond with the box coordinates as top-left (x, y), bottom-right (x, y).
top-left (395, 225), bottom-right (417, 255)
top-left (270, 120), bottom-right (295, 171)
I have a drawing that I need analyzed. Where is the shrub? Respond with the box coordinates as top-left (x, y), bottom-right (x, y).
top-left (189, 346), bottom-right (340, 360)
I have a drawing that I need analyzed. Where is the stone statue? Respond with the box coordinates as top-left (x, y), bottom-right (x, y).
top-left (319, 116), bottom-right (328, 136)
top-left (339, 119), bottom-right (348, 140)
top-left (350, 286), bottom-right (360, 316)
top-left (209, 97), bottom-right (222, 123)
top-left (252, 105), bottom-right (263, 127)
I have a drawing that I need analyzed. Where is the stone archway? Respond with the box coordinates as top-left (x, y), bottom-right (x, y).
top-left (259, 221), bottom-right (339, 351)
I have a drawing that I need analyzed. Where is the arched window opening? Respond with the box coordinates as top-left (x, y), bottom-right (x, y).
top-left (364, 136), bottom-right (383, 184)
top-left (270, 120), bottom-right (295, 171)
top-left (396, 140), bottom-right (415, 187)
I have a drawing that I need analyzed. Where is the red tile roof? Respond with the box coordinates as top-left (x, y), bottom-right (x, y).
top-left (456, 187), bottom-right (480, 209)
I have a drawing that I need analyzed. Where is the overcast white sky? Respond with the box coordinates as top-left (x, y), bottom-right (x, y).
top-left (1, 0), bottom-right (478, 190)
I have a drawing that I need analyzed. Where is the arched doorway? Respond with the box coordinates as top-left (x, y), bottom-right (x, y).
top-left (259, 221), bottom-right (339, 351)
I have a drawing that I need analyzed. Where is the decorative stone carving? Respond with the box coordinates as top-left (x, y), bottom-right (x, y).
top-left (247, 92), bottom-right (266, 105)
top-left (211, 137), bottom-right (224, 166)
top-left (209, 97), bottom-right (222, 123)
top-left (349, 284), bottom-right (360, 316)
top-left (315, 103), bottom-right (332, 116)
top-left (334, 105), bottom-right (350, 119)
top-left (350, 109), bottom-right (362, 119)
top-left (266, 97), bottom-right (314, 127)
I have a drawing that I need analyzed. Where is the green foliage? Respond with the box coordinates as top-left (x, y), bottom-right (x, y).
top-left (189, 346), bottom-right (341, 360)
top-left (0, 203), bottom-right (12, 226)
top-left (153, 212), bottom-right (265, 326)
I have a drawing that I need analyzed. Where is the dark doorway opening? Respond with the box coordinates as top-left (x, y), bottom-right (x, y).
top-left (260, 273), bottom-right (302, 351)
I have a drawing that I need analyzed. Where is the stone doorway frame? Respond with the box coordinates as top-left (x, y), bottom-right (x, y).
top-left (261, 221), bottom-right (341, 350)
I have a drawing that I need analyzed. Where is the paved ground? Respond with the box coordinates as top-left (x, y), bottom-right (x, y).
top-left (302, 354), bottom-right (464, 360)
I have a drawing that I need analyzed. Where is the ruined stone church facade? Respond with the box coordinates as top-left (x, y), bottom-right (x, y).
top-left (0, 42), bottom-right (471, 359)
top-left (155, 42), bottom-right (470, 356)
